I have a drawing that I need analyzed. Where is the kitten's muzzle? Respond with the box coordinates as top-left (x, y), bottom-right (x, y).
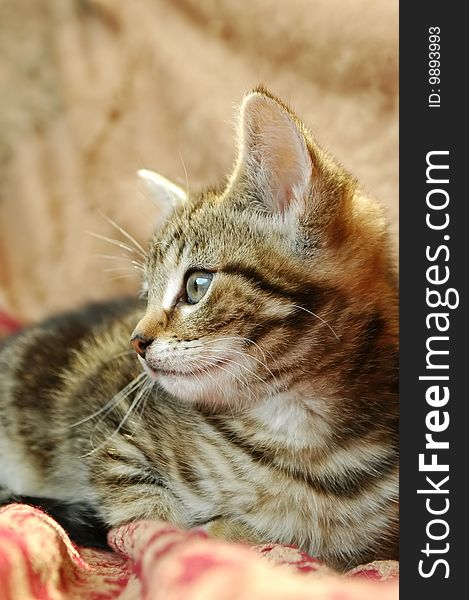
top-left (130, 333), bottom-right (153, 358)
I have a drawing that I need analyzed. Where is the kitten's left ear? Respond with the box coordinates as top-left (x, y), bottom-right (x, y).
top-left (230, 91), bottom-right (312, 222)
top-left (137, 169), bottom-right (187, 221)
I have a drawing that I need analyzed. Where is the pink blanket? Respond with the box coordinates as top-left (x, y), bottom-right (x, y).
top-left (0, 503), bottom-right (398, 600)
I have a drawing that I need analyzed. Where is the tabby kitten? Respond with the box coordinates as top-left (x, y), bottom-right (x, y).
top-left (0, 88), bottom-right (398, 570)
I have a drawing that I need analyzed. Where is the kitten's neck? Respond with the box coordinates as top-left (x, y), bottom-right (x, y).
top-left (245, 390), bottom-right (331, 450)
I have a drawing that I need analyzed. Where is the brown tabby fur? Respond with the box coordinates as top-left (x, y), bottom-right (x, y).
top-left (0, 88), bottom-right (398, 570)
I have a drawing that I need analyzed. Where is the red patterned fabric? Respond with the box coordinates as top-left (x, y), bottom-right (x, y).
top-left (0, 503), bottom-right (398, 600)
top-left (0, 312), bottom-right (22, 339)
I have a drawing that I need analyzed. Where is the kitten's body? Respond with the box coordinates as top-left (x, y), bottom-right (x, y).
top-left (0, 89), bottom-right (398, 570)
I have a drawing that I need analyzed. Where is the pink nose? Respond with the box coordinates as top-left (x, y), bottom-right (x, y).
top-left (130, 334), bottom-right (153, 358)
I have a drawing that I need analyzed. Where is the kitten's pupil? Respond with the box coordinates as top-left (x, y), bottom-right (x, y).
top-left (185, 271), bottom-right (213, 304)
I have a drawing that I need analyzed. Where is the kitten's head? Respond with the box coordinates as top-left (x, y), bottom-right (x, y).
top-left (131, 88), bottom-right (397, 409)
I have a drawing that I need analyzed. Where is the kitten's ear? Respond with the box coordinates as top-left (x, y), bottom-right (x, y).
top-left (137, 169), bottom-right (187, 220)
top-left (231, 91), bottom-right (312, 221)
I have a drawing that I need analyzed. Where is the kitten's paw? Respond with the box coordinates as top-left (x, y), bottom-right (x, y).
top-left (201, 518), bottom-right (265, 546)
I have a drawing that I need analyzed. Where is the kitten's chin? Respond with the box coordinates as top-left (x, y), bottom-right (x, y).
top-left (158, 376), bottom-right (224, 404)
top-left (138, 356), bottom-right (236, 405)
top-left (157, 372), bottom-right (237, 406)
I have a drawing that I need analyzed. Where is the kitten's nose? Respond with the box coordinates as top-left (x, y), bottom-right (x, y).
top-left (131, 333), bottom-right (153, 358)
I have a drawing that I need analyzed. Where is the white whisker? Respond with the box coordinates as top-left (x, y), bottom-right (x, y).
top-left (71, 372), bottom-right (147, 428)
top-left (197, 357), bottom-right (252, 393)
top-left (106, 274), bottom-right (140, 282)
top-left (201, 336), bottom-right (276, 363)
top-left (102, 266), bottom-right (144, 274)
top-left (194, 358), bottom-right (254, 406)
top-left (83, 376), bottom-right (153, 457)
top-left (93, 254), bottom-right (144, 270)
top-left (201, 353), bottom-right (276, 397)
top-left (292, 304), bottom-right (341, 342)
top-left (177, 149), bottom-right (190, 199)
top-left (239, 336), bottom-right (276, 362)
top-left (86, 230), bottom-right (143, 258)
top-left (135, 382), bottom-right (154, 422)
top-left (191, 361), bottom-right (229, 401)
top-left (97, 210), bottom-right (147, 256)
top-left (109, 381), bottom-right (152, 437)
top-left (200, 341), bottom-right (280, 392)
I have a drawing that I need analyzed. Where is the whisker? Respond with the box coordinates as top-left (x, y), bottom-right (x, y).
top-left (194, 358), bottom-right (254, 406)
top-left (239, 336), bottom-right (276, 362)
top-left (83, 378), bottom-right (147, 433)
top-left (97, 210), bottom-right (147, 256)
top-left (200, 342), bottom-right (280, 390)
top-left (201, 339), bottom-right (275, 369)
top-left (106, 274), bottom-right (140, 282)
top-left (191, 361), bottom-right (226, 398)
top-left (201, 353), bottom-right (276, 394)
top-left (111, 381), bottom-right (151, 436)
top-left (135, 381), bottom-right (155, 421)
top-left (71, 372), bottom-right (147, 428)
top-left (83, 376), bottom-right (152, 457)
top-left (291, 305), bottom-right (341, 342)
top-left (197, 357), bottom-right (253, 394)
top-left (102, 266), bottom-right (144, 274)
top-left (201, 336), bottom-right (276, 363)
top-left (86, 230), bottom-right (143, 258)
top-left (93, 254), bottom-right (144, 269)
top-left (228, 348), bottom-right (280, 390)
top-left (177, 149), bottom-right (190, 199)
top-left (196, 364), bottom-right (241, 415)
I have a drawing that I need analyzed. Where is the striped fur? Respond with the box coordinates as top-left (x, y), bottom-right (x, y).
top-left (0, 89), bottom-right (398, 570)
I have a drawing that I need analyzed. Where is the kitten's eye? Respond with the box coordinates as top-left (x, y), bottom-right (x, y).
top-left (185, 271), bottom-right (213, 304)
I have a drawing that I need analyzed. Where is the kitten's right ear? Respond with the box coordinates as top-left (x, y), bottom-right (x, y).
top-left (225, 90), bottom-right (315, 235)
top-left (137, 169), bottom-right (187, 221)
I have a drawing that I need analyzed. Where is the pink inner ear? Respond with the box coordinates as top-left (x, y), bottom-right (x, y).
top-left (237, 92), bottom-right (312, 218)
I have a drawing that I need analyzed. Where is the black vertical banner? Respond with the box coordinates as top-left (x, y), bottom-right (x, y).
top-left (400, 3), bottom-right (466, 598)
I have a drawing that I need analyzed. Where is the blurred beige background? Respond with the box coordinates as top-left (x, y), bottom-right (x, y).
top-left (0, 0), bottom-right (398, 323)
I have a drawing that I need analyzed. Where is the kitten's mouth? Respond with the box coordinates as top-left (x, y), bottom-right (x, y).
top-left (142, 357), bottom-right (229, 380)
